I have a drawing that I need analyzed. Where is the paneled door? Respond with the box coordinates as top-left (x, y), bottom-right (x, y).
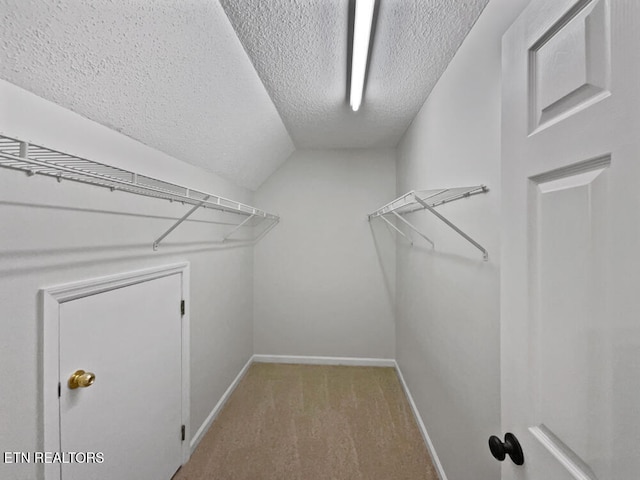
top-left (58, 272), bottom-right (183, 480)
top-left (500, 0), bottom-right (640, 479)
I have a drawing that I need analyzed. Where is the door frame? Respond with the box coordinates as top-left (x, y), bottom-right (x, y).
top-left (41, 262), bottom-right (191, 480)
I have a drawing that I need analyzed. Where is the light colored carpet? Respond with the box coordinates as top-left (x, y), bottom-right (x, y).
top-left (174, 363), bottom-right (438, 480)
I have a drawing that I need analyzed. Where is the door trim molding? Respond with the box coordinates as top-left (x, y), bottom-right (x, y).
top-left (41, 262), bottom-right (191, 480)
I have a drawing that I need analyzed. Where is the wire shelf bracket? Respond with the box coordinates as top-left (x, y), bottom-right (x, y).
top-left (368, 186), bottom-right (489, 260)
top-left (0, 134), bottom-right (280, 249)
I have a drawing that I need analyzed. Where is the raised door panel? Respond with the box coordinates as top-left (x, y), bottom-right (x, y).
top-left (528, 158), bottom-right (610, 480)
top-left (529, 0), bottom-right (610, 133)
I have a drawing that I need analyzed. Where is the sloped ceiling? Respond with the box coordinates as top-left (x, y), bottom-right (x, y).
top-left (0, 0), bottom-right (295, 191)
top-left (0, 0), bottom-right (488, 189)
top-left (220, 0), bottom-right (489, 149)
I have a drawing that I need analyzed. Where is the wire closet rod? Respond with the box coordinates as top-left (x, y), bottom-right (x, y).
top-left (369, 185), bottom-right (489, 260)
top-left (0, 134), bottom-right (280, 249)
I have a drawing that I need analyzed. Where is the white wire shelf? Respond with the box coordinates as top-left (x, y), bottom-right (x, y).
top-left (0, 134), bottom-right (279, 249)
top-left (369, 186), bottom-right (489, 260)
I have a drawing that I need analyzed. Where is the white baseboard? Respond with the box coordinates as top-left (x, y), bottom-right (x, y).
top-left (189, 355), bottom-right (254, 453)
top-left (394, 361), bottom-right (449, 480)
top-left (253, 354), bottom-right (396, 367)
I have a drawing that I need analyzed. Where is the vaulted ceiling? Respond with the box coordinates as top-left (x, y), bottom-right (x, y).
top-left (0, 0), bottom-right (488, 190)
top-left (220, 0), bottom-right (489, 149)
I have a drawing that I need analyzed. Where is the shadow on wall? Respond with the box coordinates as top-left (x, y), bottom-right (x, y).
top-left (371, 209), bottom-right (491, 269)
top-left (0, 199), bottom-right (262, 276)
top-left (368, 218), bottom-right (396, 311)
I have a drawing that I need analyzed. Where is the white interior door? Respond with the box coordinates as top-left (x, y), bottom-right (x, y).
top-left (59, 273), bottom-right (183, 480)
top-left (501, 0), bottom-right (640, 479)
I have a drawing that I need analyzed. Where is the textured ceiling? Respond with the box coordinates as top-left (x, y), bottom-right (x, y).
top-left (0, 0), bottom-right (489, 189)
top-left (0, 0), bottom-right (295, 190)
top-left (220, 0), bottom-right (489, 149)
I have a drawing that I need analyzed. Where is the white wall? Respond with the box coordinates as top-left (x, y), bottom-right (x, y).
top-left (395, 1), bottom-right (530, 479)
top-left (0, 81), bottom-right (255, 479)
top-left (253, 149), bottom-right (396, 359)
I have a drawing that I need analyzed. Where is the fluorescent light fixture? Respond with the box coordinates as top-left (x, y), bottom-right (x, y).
top-left (350, 0), bottom-right (375, 112)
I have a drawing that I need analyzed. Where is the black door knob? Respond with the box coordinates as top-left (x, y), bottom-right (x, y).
top-left (488, 432), bottom-right (524, 465)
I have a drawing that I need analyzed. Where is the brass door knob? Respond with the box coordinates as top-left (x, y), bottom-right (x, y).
top-left (68, 370), bottom-right (96, 389)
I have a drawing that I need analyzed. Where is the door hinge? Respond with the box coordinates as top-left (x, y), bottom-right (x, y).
top-left (180, 300), bottom-right (185, 317)
top-left (58, 382), bottom-right (61, 398)
top-left (181, 425), bottom-right (185, 442)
